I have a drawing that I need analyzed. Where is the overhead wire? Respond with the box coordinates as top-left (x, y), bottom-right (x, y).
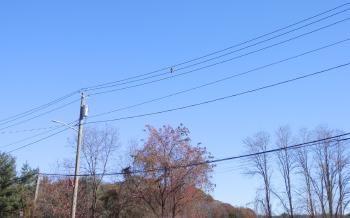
top-left (0, 120), bottom-right (78, 149)
top-left (88, 17), bottom-right (350, 96)
top-left (1, 2), bottom-right (349, 128)
top-left (83, 2), bottom-right (350, 91)
top-left (7, 127), bottom-right (71, 154)
top-left (6, 62), bottom-right (349, 155)
top-left (86, 7), bottom-right (350, 92)
top-left (1, 3), bottom-right (349, 171)
top-left (0, 90), bottom-right (79, 125)
top-left (88, 37), bottom-right (350, 119)
top-left (0, 98), bottom-right (80, 131)
top-left (4, 134), bottom-right (350, 180)
top-left (3, 31), bottom-right (349, 157)
top-left (0, 126), bottom-right (63, 149)
top-left (0, 125), bottom-right (62, 135)
top-left (86, 62), bottom-right (350, 124)
top-left (37, 133), bottom-right (350, 177)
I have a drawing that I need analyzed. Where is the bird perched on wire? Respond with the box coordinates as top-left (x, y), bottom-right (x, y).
top-left (170, 67), bottom-right (174, 73)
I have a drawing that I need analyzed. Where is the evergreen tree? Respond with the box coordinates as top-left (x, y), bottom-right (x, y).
top-left (0, 152), bottom-right (20, 217)
top-left (18, 162), bottom-right (39, 217)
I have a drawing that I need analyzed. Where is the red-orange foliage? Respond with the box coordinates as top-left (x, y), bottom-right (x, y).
top-left (127, 124), bottom-right (213, 218)
top-left (36, 177), bottom-right (90, 218)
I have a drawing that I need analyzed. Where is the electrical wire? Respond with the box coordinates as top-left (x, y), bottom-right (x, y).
top-left (86, 62), bottom-right (350, 124)
top-left (0, 98), bottom-right (80, 131)
top-left (7, 60), bottom-right (348, 154)
top-left (0, 125), bottom-right (62, 135)
top-left (0, 120), bottom-right (78, 149)
top-left (88, 17), bottom-right (350, 96)
top-left (6, 62), bottom-right (349, 159)
top-left (38, 133), bottom-right (350, 177)
top-left (86, 8), bottom-right (350, 92)
top-left (1, 2), bottom-right (348, 128)
top-left (88, 37), bottom-right (350, 119)
top-left (7, 127), bottom-right (71, 153)
top-left (0, 90), bottom-right (79, 125)
top-left (4, 134), bottom-right (350, 180)
top-left (0, 126), bottom-right (63, 149)
top-left (83, 2), bottom-right (350, 91)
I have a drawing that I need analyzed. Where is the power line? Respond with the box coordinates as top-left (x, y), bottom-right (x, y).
top-left (0, 98), bottom-right (80, 131)
top-left (0, 126), bottom-right (63, 149)
top-left (0, 121), bottom-right (78, 149)
top-left (86, 62), bottom-right (350, 124)
top-left (86, 8), bottom-right (350, 92)
top-left (170, 8), bottom-right (350, 74)
top-left (202, 136), bottom-right (350, 167)
top-left (88, 37), bottom-right (350, 119)
top-left (5, 134), bottom-right (350, 180)
top-left (0, 90), bottom-right (79, 126)
top-left (83, 2), bottom-right (350, 91)
top-left (1, 23), bottom-right (347, 141)
top-left (37, 133), bottom-right (350, 177)
top-left (1, 2), bottom-right (348, 128)
top-left (3, 15), bottom-right (343, 130)
top-left (6, 62), bottom-right (348, 155)
top-left (7, 127), bottom-right (70, 153)
top-left (88, 17), bottom-right (350, 96)
top-left (2, 4), bottom-right (349, 153)
top-left (0, 125), bottom-right (61, 135)
top-left (6, 61), bottom-right (348, 154)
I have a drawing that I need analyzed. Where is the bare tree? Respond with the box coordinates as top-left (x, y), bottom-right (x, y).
top-left (275, 126), bottom-right (295, 218)
top-left (244, 132), bottom-right (272, 218)
top-left (296, 129), bottom-right (315, 218)
top-left (333, 134), bottom-right (350, 217)
top-left (80, 125), bottom-right (119, 218)
top-left (313, 128), bottom-right (337, 218)
top-left (244, 126), bottom-right (350, 218)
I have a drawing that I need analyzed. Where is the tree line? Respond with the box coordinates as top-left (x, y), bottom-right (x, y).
top-left (245, 126), bottom-right (350, 218)
top-left (0, 124), bottom-right (347, 217)
top-left (0, 124), bottom-right (257, 218)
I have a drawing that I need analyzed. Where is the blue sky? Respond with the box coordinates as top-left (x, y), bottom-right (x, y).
top-left (0, 0), bottom-right (350, 208)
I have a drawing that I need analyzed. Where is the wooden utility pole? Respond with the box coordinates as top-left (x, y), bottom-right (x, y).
top-left (32, 173), bottom-right (41, 217)
top-left (70, 92), bottom-right (87, 218)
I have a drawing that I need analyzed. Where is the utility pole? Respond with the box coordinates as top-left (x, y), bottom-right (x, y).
top-left (70, 92), bottom-right (88, 218)
top-left (34, 173), bottom-right (41, 204)
top-left (33, 173), bottom-right (41, 217)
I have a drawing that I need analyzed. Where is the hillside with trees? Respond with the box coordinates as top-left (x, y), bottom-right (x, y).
top-left (0, 124), bottom-right (349, 217)
top-left (0, 124), bottom-right (257, 217)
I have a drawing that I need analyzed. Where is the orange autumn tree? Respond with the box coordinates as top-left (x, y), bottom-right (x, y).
top-left (126, 124), bottom-right (213, 218)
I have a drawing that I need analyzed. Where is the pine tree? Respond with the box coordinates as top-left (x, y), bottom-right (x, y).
top-left (0, 152), bottom-right (20, 217)
top-left (18, 162), bottom-right (39, 217)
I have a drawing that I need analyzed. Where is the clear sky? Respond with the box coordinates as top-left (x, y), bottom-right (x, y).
top-left (0, 0), bottom-right (349, 208)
